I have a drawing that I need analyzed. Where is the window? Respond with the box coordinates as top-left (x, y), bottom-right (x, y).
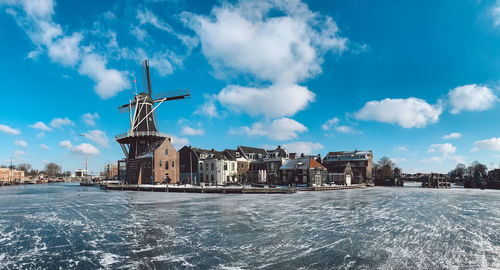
top-left (205, 163), bottom-right (208, 171)
top-left (159, 160), bottom-right (162, 167)
top-left (241, 163), bottom-right (245, 169)
top-left (172, 161), bottom-right (174, 168)
top-left (231, 163), bottom-right (235, 171)
top-left (165, 149), bottom-right (168, 155)
top-left (224, 163), bottom-right (228, 171)
top-left (227, 176), bottom-right (230, 182)
top-left (165, 161), bottom-right (169, 169)
top-left (200, 174), bottom-right (203, 181)
top-left (211, 163), bottom-right (214, 171)
top-left (211, 175), bottom-right (214, 182)
top-left (235, 152), bottom-right (240, 157)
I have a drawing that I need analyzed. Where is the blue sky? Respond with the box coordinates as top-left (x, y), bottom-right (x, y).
top-left (1, 0), bottom-right (500, 174)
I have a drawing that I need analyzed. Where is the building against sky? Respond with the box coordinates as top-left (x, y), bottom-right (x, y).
top-left (0, 0), bottom-right (500, 175)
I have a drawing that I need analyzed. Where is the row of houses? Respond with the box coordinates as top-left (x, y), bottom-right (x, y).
top-left (176, 145), bottom-right (373, 187)
top-left (114, 136), bottom-right (373, 186)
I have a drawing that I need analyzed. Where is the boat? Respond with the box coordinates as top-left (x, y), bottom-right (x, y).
top-left (25, 180), bottom-right (37, 184)
top-left (80, 181), bottom-right (97, 186)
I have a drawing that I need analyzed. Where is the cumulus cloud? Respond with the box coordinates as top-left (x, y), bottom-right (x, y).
top-left (282, 141), bottom-right (324, 155)
top-left (14, 139), bottom-right (28, 147)
top-left (171, 136), bottom-right (189, 150)
top-left (194, 95), bottom-right (223, 118)
top-left (50, 117), bottom-right (74, 129)
top-left (78, 53), bottom-right (130, 99)
top-left (0, 124), bottom-right (21, 135)
top-left (443, 132), bottom-right (462, 140)
top-left (321, 117), bottom-right (339, 130)
top-left (184, 0), bottom-right (346, 118)
top-left (73, 143), bottom-right (100, 155)
top-left (492, 1), bottom-right (500, 26)
top-left (396, 146), bottom-right (408, 151)
top-left (82, 130), bottom-right (109, 148)
top-left (181, 126), bottom-right (204, 136)
top-left (230, 117), bottom-right (307, 140)
top-left (59, 140), bottom-right (73, 149)
top-left (217, 84), bottom-right (315, 118)
top-left (82, 112), bottom-right (99, 126)
top-left (40, 144), bottom-right (50, 150)
top-left (59, 139), bottom-right (99, 155)
top-left (428, 143), bottom-right (456, 156)
top-left (36, 132), bottom-right (45, 138)
top-left (424, 143), bottom-right (459, 163)
top-left (473, 137), bottom-right (500, 152)
top-left (30, 121), bottom-right (52, 131)
top-left (448, 84), bottom-right (497, 114)
top-left (355, 97), bottom-right (442, 128)
top-left (335, 125), bottom-right (358, 134)
top-left (5, 0), bottom-right (130, 99)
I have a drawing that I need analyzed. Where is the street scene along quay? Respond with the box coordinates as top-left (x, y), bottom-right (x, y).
top-left (1, 0), bottom-right (499, 269)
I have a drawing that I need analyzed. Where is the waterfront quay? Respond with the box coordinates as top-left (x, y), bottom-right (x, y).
top-left (102, 183), bottom-right (297, 194)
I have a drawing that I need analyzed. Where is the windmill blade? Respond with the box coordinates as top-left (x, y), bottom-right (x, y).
top-left (141, 59), bottom-right (152, 95)
top-left (118, 101), bottom-right (137, 110)
top-left (153, 89), bottom-right (191, 101)
top-left (119, 105), bottom-right (135, 114)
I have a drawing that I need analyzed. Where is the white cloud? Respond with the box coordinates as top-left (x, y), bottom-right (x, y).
top-left (390, 157), bottom-right (406, 163)
top-left (181, 126), bottom-right (204, 136)
top-left (282, 141), bottom-right (324, 155)
top-left (443, 132), bottom-right (462, 140)
top-left (194, 95), bottom-right (223, 118)
top-left (82, 130), bottom-right (109, 148)
top-left (36, 132), bottom-right (45, 138)
top-left (230, 117), bottom-right (307, 141)
top-left (47, 32), bottom-right (82, 66)
top-left (14, 139), bottom-right (28, 147)
top-left (50, 117), bottom-right (74, 129)
top-left (78, 53), bottom-right (130, 99)
top-left (321, 117), bottom-right (339, 130)
top-left (40, 144), bottom-right (50, 150)
top-left (335, 125), bottom-right (357, 134)
top-left (13, 150), bottom-right (25, 158)
top-left (448, 84), bottom-right (497, 114)
top-left (5, 0), bottom-right (130, 99)
top-left (171, 136), bottom-right (189, 150)
top-left (58, 139), bottom-right (99, 155)
top-left (396, 146), bottom-right (408, 151)
top-left (184, 0), bottom-right (346, 118)
top-left (30, 121), bottom-right (52, 131)
top-left (217, 84), bottom-right (315, 118)
top-left (0, 124), bottom-right (21, 135)
top-left (473, 137), bottom-right (500, 151)
top-left (355, 97), bottom-right (442, 128)
top-left (73, 143), bottom-right (100, 155)
top-left (59, 140), bottom-right (73, 149)
top-left (82, 112), bottom-right (100, 126)
top-left (428, 143), bottom-right (456, 156)
top-left (492, 1), bottom-right (500, 26)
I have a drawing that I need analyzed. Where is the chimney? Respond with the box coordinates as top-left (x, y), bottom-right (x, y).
top-left (277, 145), bottom-right (281, 149)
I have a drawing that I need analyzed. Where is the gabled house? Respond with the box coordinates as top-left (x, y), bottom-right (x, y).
top-left (264, 145), bottom-right (290, 185)
top-left (238, 146), bottom-right (267, 184)
top-left (280, 157), bottom-right (328, 187)
top-left (323, 150), bottom-right (373, 184)
top-left (178, 146), bottom-right (212, 185)
top-left (224, 149), bottom-right (249, 184)
top-left (199, 150), bottom-right (238, 185)
top-left (328, 162), bottom-right (353, 186)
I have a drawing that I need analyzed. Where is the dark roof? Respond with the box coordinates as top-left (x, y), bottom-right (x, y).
top-left (224, 149), bottom-right (238, 159)
top-left (326, 150), bottom-right (372, 156)
top-left (239, 146), bottom-right (267, 155)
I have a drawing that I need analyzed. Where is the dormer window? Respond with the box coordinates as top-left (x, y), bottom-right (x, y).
top-left (235, 152), bottom-right (240, 157)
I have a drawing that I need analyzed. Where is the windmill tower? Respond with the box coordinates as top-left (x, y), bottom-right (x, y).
top-left (115, 59), bottom-right (190, 185)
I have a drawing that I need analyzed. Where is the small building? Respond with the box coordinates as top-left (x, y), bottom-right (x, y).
top-left (224, 149), bottom-right (250, 184)
top-left (328, 162), bottom-right (354, 185)
top-left (105, 164), bottom-right (118, 179)
top-left (280, 157), bottom-right (328, 187)
top-left (323, 150), bottom-right (373, 184)
top-left (199, 150), bottom-right (238, 185)
top-left (75, 169), bottom-right (87, 178)
top-left (238, 146), bottom-right (267, 184)
top-left (178, 146), bottom-right (212, 185)
top-left (0, 168), bottom-right (25, 182)
top-left (264, 145), bottom-right (290, 185)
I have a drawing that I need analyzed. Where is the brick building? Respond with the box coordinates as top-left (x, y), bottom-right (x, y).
top-left (322, 150), bottom-right (373, 184)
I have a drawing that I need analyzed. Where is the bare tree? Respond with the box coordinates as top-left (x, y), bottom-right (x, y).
top-left (44, 162), bottom-right (62, 177)
top-left (17, 163), bottom-right (32, 173)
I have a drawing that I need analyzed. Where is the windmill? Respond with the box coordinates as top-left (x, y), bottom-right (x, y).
top-left (115, 59), bottom-right (190, 184)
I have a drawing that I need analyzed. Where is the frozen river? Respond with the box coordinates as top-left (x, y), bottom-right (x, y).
top-left (0, 182), bottom-right (498, 269)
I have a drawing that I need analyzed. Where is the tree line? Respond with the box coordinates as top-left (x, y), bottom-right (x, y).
top-left (448, 161), bottom-right (489, 181)
top-left (0, 162), bottom-right (71, 177)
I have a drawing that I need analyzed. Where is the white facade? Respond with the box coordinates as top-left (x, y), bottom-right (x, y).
top-left (199, 159), bottom-right (237, 185)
